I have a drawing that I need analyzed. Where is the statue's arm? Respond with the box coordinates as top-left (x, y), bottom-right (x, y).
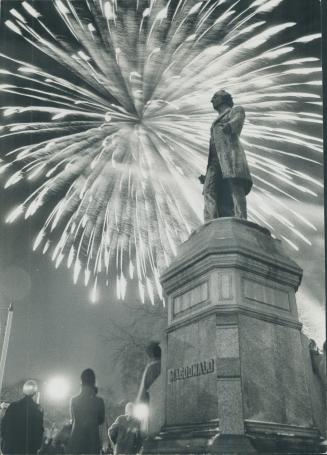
top-left (223, 106), bottom-right (245, 136)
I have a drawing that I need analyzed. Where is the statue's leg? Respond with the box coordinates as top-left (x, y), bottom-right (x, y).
top-left (220, 179), bottom-right (234, 217)
top-left (229, 180), bottom-right (247, 219)
top-left (203, 165), bottom-right (219, 221)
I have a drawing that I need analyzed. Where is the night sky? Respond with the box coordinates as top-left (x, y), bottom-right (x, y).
top-left (0, 0), bottom-right (324, 408)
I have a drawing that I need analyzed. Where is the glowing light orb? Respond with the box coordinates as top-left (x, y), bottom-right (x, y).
top-left (45, 376), bottom-right (70, 402)
top-left (133, 403), bottom-right (150, 420)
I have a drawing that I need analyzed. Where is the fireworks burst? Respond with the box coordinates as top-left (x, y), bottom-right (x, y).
top-left (0, 0), bottom-right (322, 303)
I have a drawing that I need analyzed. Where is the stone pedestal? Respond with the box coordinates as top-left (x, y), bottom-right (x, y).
top-left (143, 218), bottom-right (324, 454)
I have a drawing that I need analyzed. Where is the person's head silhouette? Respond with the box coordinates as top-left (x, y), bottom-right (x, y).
top-left (145, 341), bottom-right (161, 361)
top-left (80, 368), bottom-right (97, 390)
top-left (22, 379), bottom-right (38, 397)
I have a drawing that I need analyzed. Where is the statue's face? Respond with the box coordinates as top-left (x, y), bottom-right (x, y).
top-left (211, 91), bottom-right (228, 110)
top-left (211, 92), bottom-right (223, 110)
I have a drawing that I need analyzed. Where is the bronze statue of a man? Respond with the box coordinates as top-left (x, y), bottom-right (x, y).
top-left (200, 89), bottom-right (252, 221)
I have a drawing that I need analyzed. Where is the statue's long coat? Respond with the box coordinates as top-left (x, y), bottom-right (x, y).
top-left (208, 105), bottom-right (252, 194)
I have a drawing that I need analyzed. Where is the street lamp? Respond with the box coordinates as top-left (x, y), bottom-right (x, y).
top-left (133, 403), bottom-right (149, 420)
top-left (45, 376), bottom-right (70, 402)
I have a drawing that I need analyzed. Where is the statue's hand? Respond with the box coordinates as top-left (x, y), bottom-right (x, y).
top-left (199, 174), bottom-right (206, 184)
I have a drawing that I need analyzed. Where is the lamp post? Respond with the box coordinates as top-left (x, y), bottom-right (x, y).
top-left (0, 304), bottom-right (14, 398)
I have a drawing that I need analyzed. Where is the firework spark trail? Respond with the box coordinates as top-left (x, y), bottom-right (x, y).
top-left (0, 0), bottom-right (323, 303)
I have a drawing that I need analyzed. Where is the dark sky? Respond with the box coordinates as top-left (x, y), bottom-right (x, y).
top-left (0, 0), bottom-right (324, 405)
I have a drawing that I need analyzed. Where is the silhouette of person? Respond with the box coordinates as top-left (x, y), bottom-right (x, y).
top-left (108, 402), bottom-right (142, 455)
top-left (136, 342), bottom-right (161, 404)
top-left (68, 369), bottom-right (105, 454)
top-left (1, 380), bottom-right (44, 455)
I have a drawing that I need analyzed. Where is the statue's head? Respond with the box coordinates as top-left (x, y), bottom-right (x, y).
top-left (211, 89), bottom-right (233, 111)
top-left (145, 341), bottom-right (161, 360)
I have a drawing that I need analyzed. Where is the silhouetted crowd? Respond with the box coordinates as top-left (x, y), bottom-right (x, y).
top-left (0, 343), bottom-right (162, 455)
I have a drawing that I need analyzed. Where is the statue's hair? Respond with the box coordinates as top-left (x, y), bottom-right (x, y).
top-left (220, 90), bottom-right (234, 107)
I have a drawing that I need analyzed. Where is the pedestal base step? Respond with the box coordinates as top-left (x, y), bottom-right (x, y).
top-left (142, 433), bottom-right (257, 454)
top-left (142, 433), bottom-right (326, 455)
